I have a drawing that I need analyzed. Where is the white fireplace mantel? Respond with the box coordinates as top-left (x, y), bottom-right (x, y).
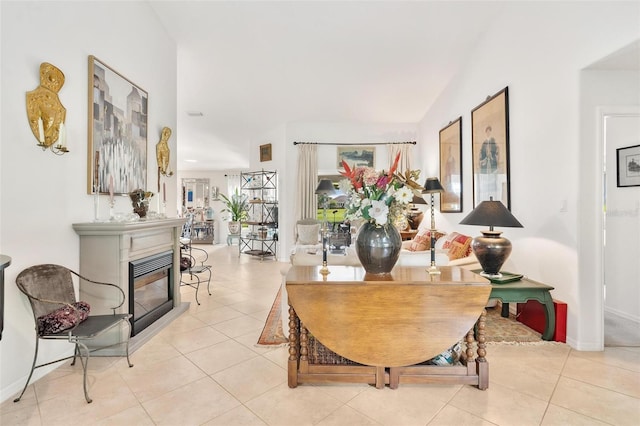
top-left (72, 218), bottom-right (186, 349)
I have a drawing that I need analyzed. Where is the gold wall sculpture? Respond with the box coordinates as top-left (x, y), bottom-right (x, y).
top-left (26, 62), bottom-right (68, 152)
top-left (156, 126), bottom-right (173, 177)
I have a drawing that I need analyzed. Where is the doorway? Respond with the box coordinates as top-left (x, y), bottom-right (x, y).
top-left (602, 108), bottom-right (640, 347)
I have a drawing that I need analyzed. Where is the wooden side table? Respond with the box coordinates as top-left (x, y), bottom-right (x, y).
top-left (489, 277), bottom-right (556, 341)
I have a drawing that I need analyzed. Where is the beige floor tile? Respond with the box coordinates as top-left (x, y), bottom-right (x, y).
top-left (427, 405), bottom-right (495, 426)
top-left (246, 383), bottom-right (343, 426)
top-left (262, 345), bottom-right (290, 369)
top-left (230, 299), bottom-right (275, 315)
top-left (119, 355), bottom-right (206, 402)
top-left (570, 346), bottom-right (640, 373)
top-left (156, 311), bottom-right (209, 337)
top-left (168, 324), bottom-right (229, 354)
top-left (2, 385), bottom-right (37, 413)
top-left (186, 338), bottom-right (259, 375)
top-left (193, 305), bottom-right (247, 325)
top-left (143, 376), bottom-right (240, 425)
top-left (449, 382), bottom-right (548, 426)
top-left (202, 404), bottom-right (268, 425)
top-left (311, 382), bottom-right (370, 404)
top-left (234, 328), bottom-right (282, 355)
top-left (562, 354), bottom-right (640, 398)
top-left (94, 404), bottom-right (156, 425)
top-left (0, 401), bottom-right (42, 426)
top-left (551, 376), bottom-right (640, 425)
top-left (347, 385), bottom-right (457, 426)
top-left (489, 357), bottom-right (561, 401)
top-left (213, 314), bottom-right (265, 338)
top-left (213, 356), bottom-right (287, 402)
top-left (540, 404), bottom-right (610, 425)
top-left (316, 404), bottom-right (381, 425)
top-left (127, 335), bottom-right (183, 365)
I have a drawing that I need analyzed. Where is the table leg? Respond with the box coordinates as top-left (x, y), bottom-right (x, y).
top-left (501, 302), bottom-right (509, 318)
top-left (541, 293), bottom-right (556, 341)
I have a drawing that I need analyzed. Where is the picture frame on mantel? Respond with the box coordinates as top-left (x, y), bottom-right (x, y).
top-left (439, 117), bottom-right (463, 213)
top-left (616, 144), bottom-right (640, 187)
top-left (87, 55), bottom-right (148, 195)
top-left (471, 86), bottom-right (511, 209)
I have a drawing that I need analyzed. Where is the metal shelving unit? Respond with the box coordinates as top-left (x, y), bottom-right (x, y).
top-left (239, 170), bottom-right (278, 260)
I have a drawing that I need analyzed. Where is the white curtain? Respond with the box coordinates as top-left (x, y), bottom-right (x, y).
top-left (388, 143), bottom-right (413, 173)
top-left (295, 144), bottom-right (318, 222)
top-left (225, 173), bottom-right (241, 199)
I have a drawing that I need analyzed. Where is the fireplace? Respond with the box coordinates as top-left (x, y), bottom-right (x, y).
top-left (129, 250), bottom-right (174, 336)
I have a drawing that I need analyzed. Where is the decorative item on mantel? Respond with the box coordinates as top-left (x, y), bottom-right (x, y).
top-left (129, 189), bottom-right (154, 219)
top-left (339, 152), bottom-right (413, 274)
top-left (26, 62), bottom-right (69, 155)
top-left (459, 196), bottom-right (523, 278)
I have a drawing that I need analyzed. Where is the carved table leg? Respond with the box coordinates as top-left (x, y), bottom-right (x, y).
top-left (288, 304), bottom-right (300, 388)
top-left (299, 323), bottom-right (309, 374)
top-left (476, 308), bottom-right (489, 390)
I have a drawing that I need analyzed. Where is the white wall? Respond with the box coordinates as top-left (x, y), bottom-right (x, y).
top-left (0, 1), bottom-right (177, 402)
top-left (417, 2), bottom-right (639, 349)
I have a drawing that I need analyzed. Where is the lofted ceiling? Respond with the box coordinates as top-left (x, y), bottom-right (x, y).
top-left (149, 1), bottom-right (639, 172)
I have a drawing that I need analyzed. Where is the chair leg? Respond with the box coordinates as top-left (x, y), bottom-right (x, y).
top-left (124, 318), bottom-right (134, 368)
top-left (76, 341), bottom-right (93, 403)
top-left (70, 343), bottom-right (80, 366)
top-left (205, 267), bottom-right (212, 296)
top-left (13, 334), bottom-right (40, 403)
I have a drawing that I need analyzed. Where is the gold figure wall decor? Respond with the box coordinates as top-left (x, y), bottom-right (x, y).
top-left (156, 126), bottom-right (173, 177)
top-left (26, 62), bottom-right (68, 154)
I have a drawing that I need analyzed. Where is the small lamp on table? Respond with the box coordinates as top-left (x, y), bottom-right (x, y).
top-left (315, 179), bottom-right (336, 275)
top-left (422, 177), bottom-right (444, 275)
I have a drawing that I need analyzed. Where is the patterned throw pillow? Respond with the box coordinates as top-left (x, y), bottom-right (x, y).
top-left (407, 229), bottom-right (446, 252)
top-left (441, 232), bottom-right (473, 260)
top-left (37, 301), bottom-right (91, 335)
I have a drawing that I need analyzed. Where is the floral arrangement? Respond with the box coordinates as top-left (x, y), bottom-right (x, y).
top-left (338, 152), bottom-right (415, 227)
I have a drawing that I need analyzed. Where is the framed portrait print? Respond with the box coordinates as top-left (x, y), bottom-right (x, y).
top-left (260, 143), bottom-right (272, 162)
top-left (471, 86), bottom-right (511, 209)
top-left (337, 146), bottom-right (375, 168)
top-left (617, 144), bottom-right (640, 187)
top-left (88, 55), bottom-right (148, 195)
top-left (439, 117), bottom-right (463, 212)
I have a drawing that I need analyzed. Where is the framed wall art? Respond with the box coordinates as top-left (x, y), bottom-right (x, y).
top-left (471, 86), bottom-right (511, 209)
top-left (617, 144), bottom-right (640, 187)
top-left (87, 55), bottom-right (148, 195)
top-left (337, 145), bottom-right (375, 168)
top-left (260, 143), bottom-right (272, 162)
top-left (439, 117), bottom-right (463, 212)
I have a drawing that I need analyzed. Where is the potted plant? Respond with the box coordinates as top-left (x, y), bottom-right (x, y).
top-left (220, 189), bottom-right (249, 235)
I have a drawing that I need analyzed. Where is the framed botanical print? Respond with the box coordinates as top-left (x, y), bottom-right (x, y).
top-left (88, 55), bottom-right (148, 195)
top-left (439, 117), bottom-right (463, 212)
top-left (617, 144), bottom-right (640, 187)
top-left (471, 86), bottom-right (511, 209)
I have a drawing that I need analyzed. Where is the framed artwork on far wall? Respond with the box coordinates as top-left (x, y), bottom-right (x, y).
top-left (337, 145), bottom-right (375, 168)
top-left (617, 144), bottom-right (640, 187)
top-left (471, 86), bottom-right (511, 209)
top-left (87, 55), bottom-right (148, 195)
top-left (439, 117), bottom-right (463, 212)
top-left (260, 143), bottom-right (272, 162)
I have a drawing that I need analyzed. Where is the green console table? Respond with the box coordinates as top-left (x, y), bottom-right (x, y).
top-left (489, 277), bottom-right (556, 341)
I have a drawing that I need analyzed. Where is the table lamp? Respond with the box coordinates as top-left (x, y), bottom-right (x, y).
top-left (459, 197), bottom-right (523, 278)
top-left (315, 179), bottom-right (335, 275)
top-left (422, 177), bottom-right (444, 275)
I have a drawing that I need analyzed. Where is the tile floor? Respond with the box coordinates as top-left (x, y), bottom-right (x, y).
top-left (2, 244), bottom-right (639, 426)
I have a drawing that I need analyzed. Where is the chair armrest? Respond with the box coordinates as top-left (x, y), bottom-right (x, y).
top-left (69, 270), bottom-right (126, 313)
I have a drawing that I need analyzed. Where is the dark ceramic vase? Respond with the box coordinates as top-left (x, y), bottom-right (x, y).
top-left (355, 222), bottom-right (402, 274)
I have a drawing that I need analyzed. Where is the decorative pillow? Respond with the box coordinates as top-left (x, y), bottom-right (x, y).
top-left (297, 223), bottom-right (320, 245)
top-left (441, 232), bottom-right (473, 260)
top-left (407, 229), bottom-right (446, 252)
top-left (37, 301), bottom-right (90, 335)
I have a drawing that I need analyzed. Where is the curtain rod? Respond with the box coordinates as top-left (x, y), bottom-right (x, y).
top-left (293, 141), bottom-right (416, 146)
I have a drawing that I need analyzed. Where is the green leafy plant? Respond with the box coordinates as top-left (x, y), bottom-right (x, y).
top-left (219, 189), bottom-right (249, 222)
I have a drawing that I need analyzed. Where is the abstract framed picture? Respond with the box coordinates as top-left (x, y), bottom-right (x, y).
top-left (471, 86), bottom-right (511, 209)
top-left (337, 145), bottom-right (375, 168)
top-left (616, 144), bottom-right (640, 187)
top-left (260, 143), bottom-right (272, 162)
top-left (87, 55), bottom-right (148, 195)
top-left (439, 117), bottom-right (463, 212)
